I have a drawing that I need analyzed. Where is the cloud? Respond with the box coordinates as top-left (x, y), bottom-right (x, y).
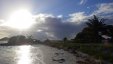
top-left (1, 2), bottom-right (113, 40)
top-left (79, 0), bottom-right (87, 5)
top-left (31, 2), bottom-right (113, 40)
top-left (68, 2), bottom-right (113, 25)
top-left (57, 15), bottom-right (63, 18)
top-left (68, 12), bottom-right (89, 24)
top-left (92, 3), bottom-right (113, 15)
top-left (90, 2), bottom-right (113, 25)
top-left (0, 11), bottom-right (112, 40)
top-left (0, 26), bottom-right (20, 38)
top-left (0, 27), bottom-right (9, 38)
top-left (27, 13), bottom-right (84, 40)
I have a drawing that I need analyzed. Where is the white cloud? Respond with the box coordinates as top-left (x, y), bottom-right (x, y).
top-left (33, 14), bottom-right (63, 24)
top-left (92, 3), bottom-right (113, 15)
top-left (0, 26), bottom-right (20, 38)
top-left (34, 13), bottom-right (55, 24)
top-left (37, 29), bottom-right (43, 32)
top-left (79, 0), bottom-right (87, 5)
top-left (68, 12), bottom-right (88, 24)
top-left (69, 2), bottom-right (113, 25)
top-left (57, 15), bottom-right (63, 18)
top-left (45, 32), bottom-right (56, 39)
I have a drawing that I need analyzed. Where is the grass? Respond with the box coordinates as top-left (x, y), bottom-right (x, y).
top-left (44, 41), bottom-right (113, 63)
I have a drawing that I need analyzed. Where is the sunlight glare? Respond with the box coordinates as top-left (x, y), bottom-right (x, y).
top-left (5, 9), bottom-right (35, 30)
top-left (17, 45), bottom-right (31, 64)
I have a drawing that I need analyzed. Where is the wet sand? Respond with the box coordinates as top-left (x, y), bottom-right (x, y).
top-left (0, 44), bottom-right (76, 64)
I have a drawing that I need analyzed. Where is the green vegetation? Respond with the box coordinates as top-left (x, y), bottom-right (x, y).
top-left (74, 15), bottom-right (113, 43)
top-left (45, 42), bottom-right (113, 63)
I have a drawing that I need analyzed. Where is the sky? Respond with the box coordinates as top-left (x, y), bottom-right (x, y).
top-left (0, 0), bottom-right (113, 40)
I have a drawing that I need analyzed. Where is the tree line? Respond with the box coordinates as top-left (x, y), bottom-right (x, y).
top-left (74, 15), bottom-right (113, 43)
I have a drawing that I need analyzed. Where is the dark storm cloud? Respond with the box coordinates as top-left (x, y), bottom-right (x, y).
top-left (42, 17), bottom-right (84, 39)
top-left (29, 15), bottom-right (85, 40)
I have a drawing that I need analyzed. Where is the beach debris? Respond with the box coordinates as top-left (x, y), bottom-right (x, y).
top-left (52, 52), bottom-right (65, 63)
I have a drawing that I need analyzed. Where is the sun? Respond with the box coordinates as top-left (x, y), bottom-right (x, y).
top-left (4, 9), bottom-right (35, 30)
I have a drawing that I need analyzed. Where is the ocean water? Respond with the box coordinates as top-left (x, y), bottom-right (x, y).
top-left (0, 44), bottom-right (76, 64)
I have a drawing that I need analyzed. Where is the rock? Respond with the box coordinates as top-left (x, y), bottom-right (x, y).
top-left (52, 58), bottom-right (65, 63)
top-left (58, 59), bottom-right (65, 63)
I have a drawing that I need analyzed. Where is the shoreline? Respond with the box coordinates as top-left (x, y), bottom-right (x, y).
top-left (41, 43), bottom-right (100, 64)
top-left (0, 42), bottom-right (112, 64)
top-left (42, 42), bottom-right (112, 64)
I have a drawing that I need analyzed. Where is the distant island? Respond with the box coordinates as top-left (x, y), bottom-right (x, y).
top-left (0, 37), bottom-right (9, 41)
top-left (0, 35), bottom-right (40, 46)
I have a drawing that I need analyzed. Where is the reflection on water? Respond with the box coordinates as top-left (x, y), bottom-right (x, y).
top-left (16, 45), bottom-right (46, 64)
top-left (0, 45), bottom-right (76, 64)
top-left (17, 45), bottom-right (31, 64)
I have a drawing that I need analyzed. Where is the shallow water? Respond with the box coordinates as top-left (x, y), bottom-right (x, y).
top-left (0, 44), bottom-right (76, 64)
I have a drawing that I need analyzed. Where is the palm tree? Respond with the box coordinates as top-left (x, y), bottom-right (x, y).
top-left (85, 15), bottom-right (107, 43)
top-left (86, 15), bottom-right (106, 33)
top-left (75, 15), bottom-right (106, 43)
